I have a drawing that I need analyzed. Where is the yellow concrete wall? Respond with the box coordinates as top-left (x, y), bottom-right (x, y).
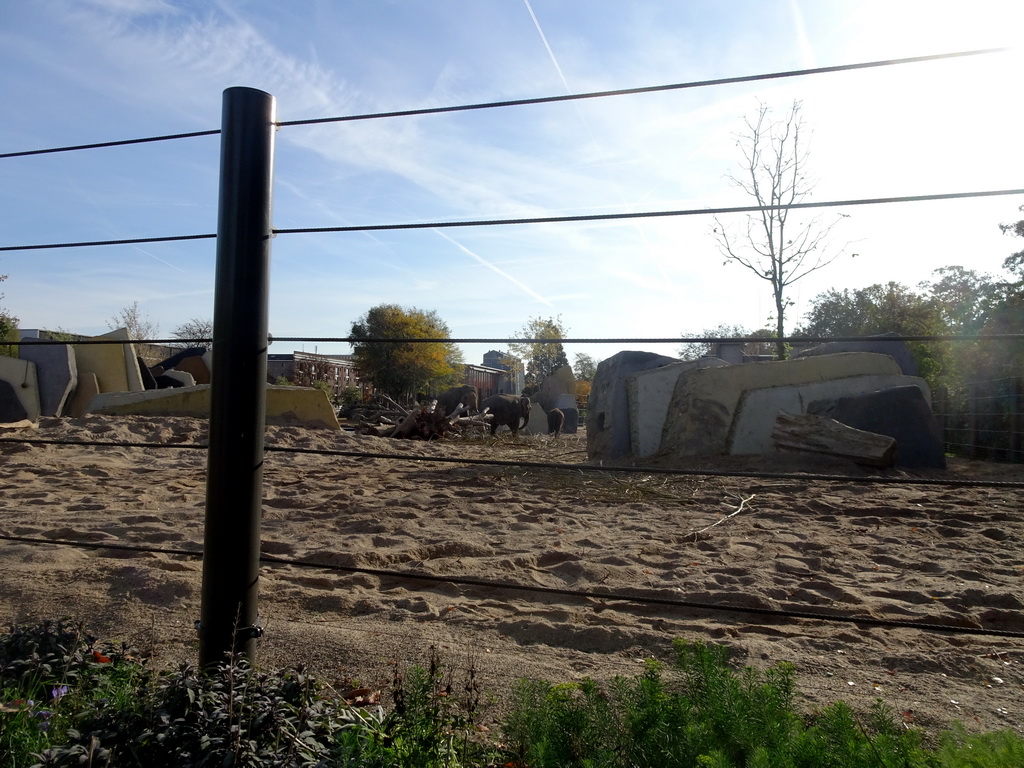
top-left (72, 342), bottom-right (131, 393)
top-left (67, 373), bottom-right (100, 418)
top-left (99, 329), bottom-right (144, 391)
top-left (88, 384), bottom-right (340, 429)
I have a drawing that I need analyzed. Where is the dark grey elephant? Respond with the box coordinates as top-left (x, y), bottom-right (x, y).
top-left (480, 394), bottom-right (531, 435)
top-left (436, 384), bottom-right (478, 416)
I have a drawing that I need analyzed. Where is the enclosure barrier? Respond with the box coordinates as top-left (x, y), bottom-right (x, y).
top-left (1, 51), bottom-right (1023, 675)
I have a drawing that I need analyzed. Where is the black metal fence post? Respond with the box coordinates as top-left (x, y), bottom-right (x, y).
top-left (199, 87), bottom-right (276, 667)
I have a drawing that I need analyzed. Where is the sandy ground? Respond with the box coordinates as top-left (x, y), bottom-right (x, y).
top-left (0, 414), bottom-right (1022, 741)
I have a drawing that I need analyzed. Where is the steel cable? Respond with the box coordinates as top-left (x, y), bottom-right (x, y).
top-left (0, 532), bottom-right (1019, 640)
top-left (1, 436), bottom-right (1021, 488)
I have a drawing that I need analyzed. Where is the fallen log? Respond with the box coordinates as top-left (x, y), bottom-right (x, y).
top-left (357, 404), bottom-right (493, 439)
top-left (388, 408), bottom-right (424, 438)
top-left (772, 411), bottom-right (896, 468)
top-left (371, 393), bottom-right (409, 416)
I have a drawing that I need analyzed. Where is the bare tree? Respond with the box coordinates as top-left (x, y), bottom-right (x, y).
top-left (172, 317), bottom-right (214, 349)
top-left (712, 101), bottom-right (850, 358)
top-left (107, 300), bottom-right (159, 342)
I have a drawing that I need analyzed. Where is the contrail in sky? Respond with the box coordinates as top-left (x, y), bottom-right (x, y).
top-left (431, 228), bottom-right (554, 308)
top-left (522, 0), bottom-right (669, 280)
top-left (787, 0), bottom-right (817, 68)
top-left (523, 0), bottom-right (572, 92)
top-left (131, 244), bottom-right (188, 273)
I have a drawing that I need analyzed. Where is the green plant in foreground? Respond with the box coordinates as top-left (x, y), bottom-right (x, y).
top-left (0, 620), bottom-right (143, 768)
top-left (502, 640), bottom-right (1024, 768)
top-left (33, 659), bottom-right (344, 766)
top-left (2, 623), bottom-right (492, 768)
top-left (3, 622), bottom-right (1024, 767)
top-left (333, 648), bottom-right (492, 767)
top-left (934, 724), bottom-right (1024, 768)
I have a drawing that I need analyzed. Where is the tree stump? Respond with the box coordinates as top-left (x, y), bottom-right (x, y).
top-left (772, 411), bottom-right (896, 468)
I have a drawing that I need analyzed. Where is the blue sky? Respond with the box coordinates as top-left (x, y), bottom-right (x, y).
top-left (1, 0), bottom-right (1021, 365)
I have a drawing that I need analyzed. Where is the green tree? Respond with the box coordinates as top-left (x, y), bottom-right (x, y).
top-left (507, 316), bottom-right (569, 393)
top-left (572, 352), bottom-right (598, 382)
top-left (972, 208), bottom-right (1024, 378)
top-left (108, 300), bottom-right (159, 341)
top-left (712, 101), bottom-right (851, 359)
top-left (798, 282), bottom-right (949, 385)
top-left (919, 266), bottom-right (998, 335)
top-left (349, 304), bottom-right (463, 403)
top-left (679, 323), bottom-right (775, 361)
top-left (0, 271), bottom-right (18, 358)
top-left (999, 205), bottom-right (1024, 281)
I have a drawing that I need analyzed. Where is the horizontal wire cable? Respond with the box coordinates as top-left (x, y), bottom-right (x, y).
top-left (264, 444), bottom-right (1024, 488)
top-left (2, 435), bottom-right (1022, 488)
top-left (0, 129), bottom-right (221, 160)
top-left (8, 334), bottom-right (1024, 346)
top-left (256, 553), bottom-right (1024, 640)
top-left (0, 531), bottom-right (1018, 640)
top-left (271, 188), bottom-right (1024, 236)
top-left (0, 532), bottom-right (200, 558)
top-left (1, 48), bottom-right (1005, 160)
top-left (4, 189), bottom-right (1019, 252)
top-left (11, 338), bottom-right (212, 346)
top-left (276, 48), bottom-right (1009, 128)
top-left (3, 189), bottom-right (1022, 253)
top-left (0, 233), bottom-right (215, 253)
top-left (269, 333), bottom-right (1024, 344)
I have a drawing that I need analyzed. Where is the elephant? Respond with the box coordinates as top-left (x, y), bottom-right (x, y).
top-left (547, 408), bottom-right (564, 437)
top-left (436, 384), bottom-right (479, 416)
top-left (480, 394), bottom-right (531, 436)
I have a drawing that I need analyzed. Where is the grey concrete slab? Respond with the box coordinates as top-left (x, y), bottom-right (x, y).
top-left (729, 374), bottom-right (930, 455)
top-left (797, 334), bottom-right (917, 375)
top-left (19, 343), bottom-right (77, 416)
top-left (520, 399), bottom-right (547, 435)
top-left (628, 358), bottom-right (730, 458)
top-left (830, 385), bottom-right (946, 468)
top-left (0, 379), bottom-right (29, 423)
top-left (87, 384), bottom-right (340, 428)
top-left (538, 365), bottom-right (576, 413)
top-left (0, 356), bottom-right (40, 422)
top-left (659, 353), bottom-right (902, 460)
top-left (587, 351), bottom-right (679, 461)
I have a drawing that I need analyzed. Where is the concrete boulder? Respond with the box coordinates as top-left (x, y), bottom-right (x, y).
top-left (814, 385), bottom-right (946, 469)
top-left (522, 402), bottom-right (564, 436)
top-left (0, 379), bottom-right (29, 423)
top-left (538, 365), bottom-right (575, 410)
top-left (587, 351), bottom-right (678, 461)
top-left (0, 357), bottom-right (40, 422)
top-left (19, 343), bottom-right (77, 416)
top-left (87, 384), bottom-right (340, 429)
top-left (730, 374), bottom-right (930, 455)
top-left (797, 333), bottom-right (917, 376)
top-left (658, 353), bottom-right (902, 460)
top-left (627, 358), bottom-right (730, 458)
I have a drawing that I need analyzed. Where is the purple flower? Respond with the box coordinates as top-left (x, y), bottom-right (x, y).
top-left (35, 709), bottom-right (52, 732)
top-left (51, 685), bottom-right (68, 701)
